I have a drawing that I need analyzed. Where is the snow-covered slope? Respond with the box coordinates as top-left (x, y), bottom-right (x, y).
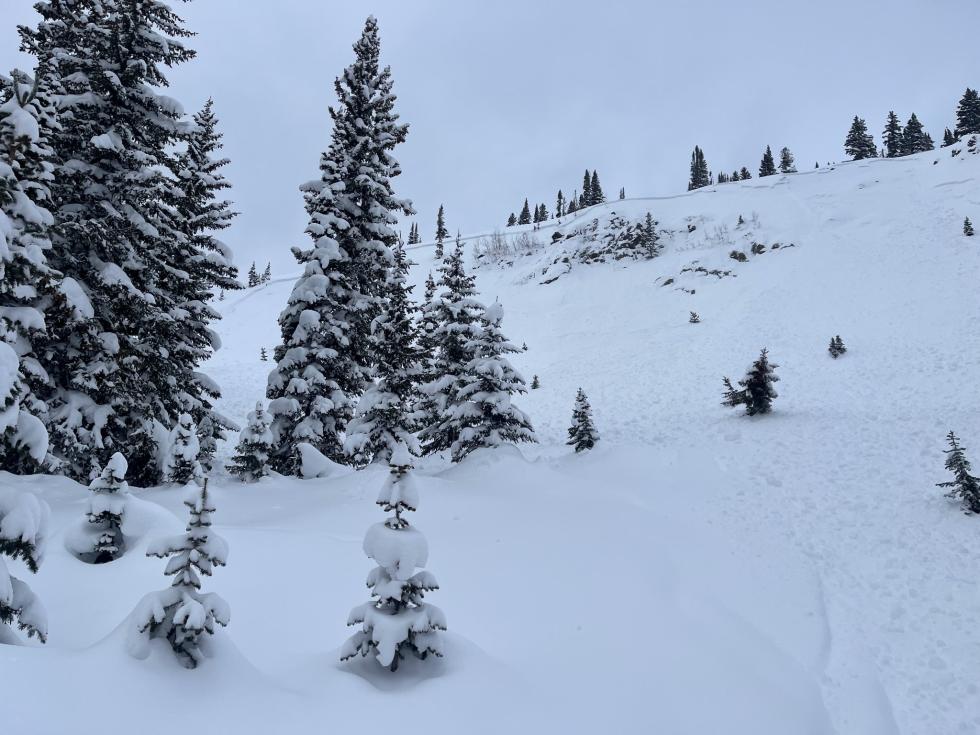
top-left (4, 140), bottom-right (980, 735)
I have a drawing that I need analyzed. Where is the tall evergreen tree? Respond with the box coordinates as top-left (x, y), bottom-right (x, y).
top-left (132, 481), bottom-right (230, 668)
top-left (0, 486), bottom-right (49, 643)
top-left (688, 146), bottom-right (711, 190)
top-left (555, 190), bottom-right (565, 217)
top-left (21, 0), bottom-right (210, 485)
top-left (778, 146), bottom-right (796, 173)
top-left (739, 166), bottom-right (752, 180)
top-left (434, 204), bottom-right (448, 259)
top-left (267, 17), bottom-right (412, 474)
top-left (0, 69), bottom-right (58, 474)
top-left (532, 204), bottom-right (541, 224)
top-left (418, 239), bottom-right (482, 455)
top-left (346, 242), bottom-right (423, 465)
top-left (722, 349), bottom-right (779, 416)
top-left (448, 302), bottom-right (535, 463)
top-left (937, 431), bottom-right (980, 514)
top-left (261, 262), bottom-right (271, 283)
top-left (582, 169), bottom-right (593, 206)
top-left (164, 413), bottom-right (203, 485)
top-left (619, 187), bottom-right (625, 199)
top-left (954, 88), bottom-right (980, 138)
top-left (942, 127), bottom-right (956, 147)
top-left (883, 111), bottom-right (903, 157)
top-left (590, 170), bottom-right (605, 204)
top-left (518, 198), bottom-right (532, 225)
top-left (567, 388), bottom-right (598, 452)
top-left (538, 203), bottom-right (549, 221)
top-left (567, 191), bottom-right (579, 213)
top-left (730, 169), bottom-right (740, 182)
top-left (901, 113), bottom-right (933, 154)
top-left (247, 262), bottom-right (259, 287)
top-left (844, 116), bottom-right (878, 160)
top-left (84, 452), bottom-right (130, 563)
top-left (759, 146), bottom-right (777, 177)
top-left (341, 445), bottom-right (445, 671)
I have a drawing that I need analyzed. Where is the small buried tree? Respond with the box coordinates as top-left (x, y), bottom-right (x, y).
top-left (341, 444), bottom-right (446, 671)
top-left (722, 348), bottom-right (779, 416)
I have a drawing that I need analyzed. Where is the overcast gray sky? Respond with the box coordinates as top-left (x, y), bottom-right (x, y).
top-left (3, 0), bottom-right (979, 275)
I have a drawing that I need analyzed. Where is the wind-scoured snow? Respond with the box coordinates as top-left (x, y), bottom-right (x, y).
top-left (2, 142), bottom-right (979, 734)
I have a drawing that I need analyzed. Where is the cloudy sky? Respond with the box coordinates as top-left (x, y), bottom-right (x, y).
top-left (2, 0), bottom-right (979, 275)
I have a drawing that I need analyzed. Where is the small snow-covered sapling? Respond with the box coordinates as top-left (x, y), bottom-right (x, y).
top-left (531, 375), bottom-right (540, 389)
top-left (722, 348), bottom-right (779, 416)
top-left (689, 311), bottom-right (701, 324)
top-left (828, 336), bottom-right (847, 358)
top-left (567, 389), bottom-right (599, 452)
top-left (965, 217), bottom-right (975, 236)
top-left (937, 431), bottom-right (980, 514)
top-left (85, 452), bottom-right (130, 563)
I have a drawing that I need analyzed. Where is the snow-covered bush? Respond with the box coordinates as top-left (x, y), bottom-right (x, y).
top-left (128, 481), bottom-right (230, 668)
top-left (341, 445), bottom-right (445, 671)
top-left (567, 389), bottom-right (599, 453)
top-left (722, 349), bottom-right (780, 416)
top-left (81, 452), bottom-right (130, 563)
top-left (227, 402), bottom-right (274, 481)
top-left (0, 487), bottom-right (49, 644)
top-left (164, 413), bottom-right (203, 485)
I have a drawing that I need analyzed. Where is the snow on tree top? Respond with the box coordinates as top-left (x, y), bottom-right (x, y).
top-left (0, 487), bottom-right (49, 556)
top-left (363, 521), bottom-right (428, 581)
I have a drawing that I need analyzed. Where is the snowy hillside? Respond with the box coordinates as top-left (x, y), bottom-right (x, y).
top-left (4, 139), bottom-right (980, 735)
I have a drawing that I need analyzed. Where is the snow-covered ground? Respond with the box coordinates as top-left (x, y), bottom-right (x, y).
top-left (3, 141), bottom-right (980, 734)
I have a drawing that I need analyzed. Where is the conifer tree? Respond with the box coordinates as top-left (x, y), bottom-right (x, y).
top-left (227, 402), bottom-right (274, 482)
top-left (346, 242), bottom-right (423, 465)
top-left (131, 481), bottom-right (230, 668)
top-left (567, 191), bottom-right (579, 213)
top-left (449, 302), bottom-right (536, 462)
top-left (506, 212), bottom-right (517, 227)
top-left (759, 145), bottom-right (777, 177)
top-left (434, 204), bottom-right (448, 259)
top-left (964, 217), bottom-right (974, 236)
top-left (20, 0), bottom-right (211, 484)
top-left (567, 388), bottom-right (598, 453)
top-left (165, 413), bottom-right (203, 485)
top-left (954, 88), bottom-right (980, 138)
top-left (739, 167), bottom-right (752, 180)
top-left (942, 128), bottom-right (956, 147)
top-left (0, 486), bottom-right (49, 643)
top-left (722, 349), bottom-right (779, 416)
top-left (341, 445), bottom-right (445, 671)
top-left (901, 113), bottom-right (933, 154)
top-left (538, 203), bottom-right (549, 221)
top-left (619, 187), bottom-right (625, 199)
top-left (260, 347), bottom-right (268, 361)
top-left (419, 239), bottom-right (483, 455)
top-left (828, 335), bottom-right (846, 358)
top-left (518, 199), bottom-right (532, 225)
top-left (688, 146), bottom-right (711, 190)
top-left (0, 69), bottom-right (57, 474)
top-left (717, 172), bottom-right (729, 183)
top-left (778, 147), bottom-right (797, 173)
top-left (532, 204), bottom-right (542, 224)
top-left (937, 431), bottom-right (980, 514)
top-left (844, 116), bottom-right (878, 159)
top-left (531, 375), bottom-right (540, 389)
top-left (261, 262), bottom-right (271, 283)
top-left (590, 170), bottom-right (605, 204)
top-left (247, 262), bottom-right (259, 287)
top-left (641, 212), bottom-right (660, 257)
top-left (84, 452), bottom-right (129, 563)
top-left (883, 111), bottom-right (903, 157)
top-left (556, 190), bottom-right (565, 218)
top-left (267, 17), bottom-right (412, 474)
top-left (582, 169), bottom-right (593, 206)
top-left (730, 170), bottom-right (740, 182)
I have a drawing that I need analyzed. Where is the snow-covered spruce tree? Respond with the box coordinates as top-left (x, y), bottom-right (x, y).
top-left (267, 16), bottom-right (412, 474)
top-left (261, 262), bottom-right (271, 283)
top-left (954, 88), bottom-right (980, 138)
top-left (759, 145), bottom-right (777, 177)
top-left (778, 147), bottom-right (797, 173)
top-left (937, 431), bottom-right (980, 514)
top-left (506, 212), bottom-right (517, 227)
top-left (943, 128), bottom-right (956, 147)
top-left (20, 0), bottom-right (212, 485)
top-left (346, 242), bottom-right (424, 465)
top-left (226, 402), bottom-right (274, 482)
top-left (84, 452), bottom-right (129, 563)
top-left (341, 444), bottom-right (445, 671)
top-left (247, 262), bottom-right (259, 287)
top-left (828, 335), bottom-right (846, 358)
top-left (518, 198), bottom-right (532, 225)
top-left (883, 111), bottom-right (903, 157)
top-left (131, 481), bottom-right (230, 668)
top-left (739, 166), bottom-right (752, 180)
top-left (590, 170), bottom-right (605, 204)
top-left (0, 70), bottom-right (57, 474)
top-left (0, 486), bottom-right (49, 644)
top-left (901, 113), bottom-right (933, 154)
top-left (531, 375), bottom-right (540, 389)
top-left (688, 146), bottom-right (710, 190)
top-left (567, 388), bottom-right (598, 453)
top-left (418, 238), bottom-right (485, 455)
top-left (722, 348), bottom-right (779, 416)
top-left (844, 116), bottom-right (877, 160)
top-left (642, 212), bottom-right (660, 257)
top-left (619, 187), bottom-right (626, 199)
top-left (169, 99), bottom-right (241, 472)
top-left (532, 204), bottom-right (541, 224)
top-left (567, 191), bottom-right (579, 213)
top-left (164, 413), bottom-right (203, 485)
top-left (581, 169), bottom-right (594, 207)
top-left (449, 302), bottom-right (536, 463)
top-left (689, 311), bottom-right (700, 323)
top-left (965, 217), bottom-right (975, 236)
top-left (434, 204), bottom-right (448, 260)
top-left (556, 190), bottom-right (565, 218)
